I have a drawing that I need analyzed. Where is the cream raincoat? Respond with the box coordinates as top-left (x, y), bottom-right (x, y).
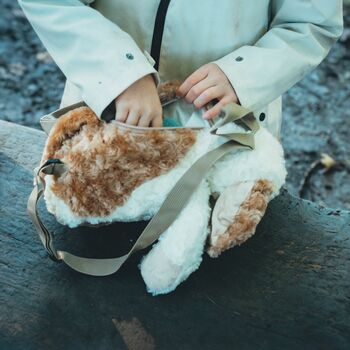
top-left (19, 0), bottom-right (343, 138)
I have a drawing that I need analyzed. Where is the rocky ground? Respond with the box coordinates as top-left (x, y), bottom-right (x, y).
top-left (1, 1), bottom-right (349, 210)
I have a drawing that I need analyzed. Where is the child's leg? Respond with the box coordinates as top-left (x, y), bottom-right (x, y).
top-left (139, 180), bottom-right (211, 295)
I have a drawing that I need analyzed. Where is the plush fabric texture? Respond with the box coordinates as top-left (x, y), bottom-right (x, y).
top-left (41, 80), bottom-right (287, 295)
top-left (207, 179), bottom-right (274, 258)
top-left (42, 106), bottom-right (198, 217)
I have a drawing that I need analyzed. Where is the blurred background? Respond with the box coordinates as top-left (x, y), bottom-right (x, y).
top-left (0, 0), bottom-right (349, 210)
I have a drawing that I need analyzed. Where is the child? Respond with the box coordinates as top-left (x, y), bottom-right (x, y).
top-left (18, 0), bottom-right (343, 138)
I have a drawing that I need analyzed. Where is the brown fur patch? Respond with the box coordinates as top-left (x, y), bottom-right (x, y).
top-left (207, 179), bottom-right (274, 258)
top-left (42, 106), bottom-right (198, 217)
top-left (158, 80), bottom-right (183, 104)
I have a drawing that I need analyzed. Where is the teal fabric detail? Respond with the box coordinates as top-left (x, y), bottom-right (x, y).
top-left (163, 118), bottom-right (181, 127)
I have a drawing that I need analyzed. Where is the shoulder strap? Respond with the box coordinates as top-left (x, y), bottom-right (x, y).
top-left (27, 103), bottom-right (259, 276)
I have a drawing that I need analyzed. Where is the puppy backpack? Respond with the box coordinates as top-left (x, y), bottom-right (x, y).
top-left (27, 80), bottom-right (259, 276)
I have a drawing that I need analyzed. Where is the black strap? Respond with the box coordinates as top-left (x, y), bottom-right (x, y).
top-left (151, 0), bottom-right (172, 71)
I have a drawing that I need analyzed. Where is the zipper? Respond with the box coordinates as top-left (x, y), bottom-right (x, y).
top-left (150, 0), bottom-right (171, 71)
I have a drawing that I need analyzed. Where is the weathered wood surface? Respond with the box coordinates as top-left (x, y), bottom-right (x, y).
top-left (0, 120), bottom-right (349, 350)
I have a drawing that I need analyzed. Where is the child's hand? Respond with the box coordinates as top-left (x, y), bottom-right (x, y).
top-left (177, 63), bottom-right (239, 120)
top-left (114, 74), bottom-right (163, 127)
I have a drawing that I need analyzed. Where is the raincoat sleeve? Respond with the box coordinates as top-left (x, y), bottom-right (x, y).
top-left (211, 0), bottom-right (343, 111)
top-left (18, 0), bottom-right (160, 118)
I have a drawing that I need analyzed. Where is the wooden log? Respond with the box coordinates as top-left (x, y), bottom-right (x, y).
top-left (0, 120), bottom-right (349, 350)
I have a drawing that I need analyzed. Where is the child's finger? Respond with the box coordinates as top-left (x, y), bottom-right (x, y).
top-left (193, 85), bottom-right (222, 109)
top-left (184, 78), bottom-right (215, 104)
top-left (125, 109), bottom-right (141, 126)
top-left (202, 97), bottom-right (229, 120)
top-left (177, 65), bottom-right (209, 97)
top-left (138, 114), bottom-right (152, 127)
top-left (115, 104), bottom-right (129, 122)
top-left (150, 114), bottom-right (163, 127)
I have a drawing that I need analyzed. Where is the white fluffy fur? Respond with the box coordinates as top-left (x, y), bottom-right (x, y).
top-left (43, 121), bottom-right (287, 295)
top-left (139, 180), bottom-right (211, 295)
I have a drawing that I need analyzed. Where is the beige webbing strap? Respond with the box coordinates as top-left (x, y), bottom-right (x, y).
top-left (27, 102), bottom-right (259, 276)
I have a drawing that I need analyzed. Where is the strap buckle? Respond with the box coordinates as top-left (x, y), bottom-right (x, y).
top-left (39, 159), bottom-right (68, 177)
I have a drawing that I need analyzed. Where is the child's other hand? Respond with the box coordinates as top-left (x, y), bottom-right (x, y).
top-left (177, 63), bottom-right (239, 120)
top-left (114, 74), bottom-right (163, 127)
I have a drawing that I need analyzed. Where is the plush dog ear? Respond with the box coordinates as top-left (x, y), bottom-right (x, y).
top-left (206, 179), bottom-right (274, 258)
top-left (43, 106), bottom-right (100, 161)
